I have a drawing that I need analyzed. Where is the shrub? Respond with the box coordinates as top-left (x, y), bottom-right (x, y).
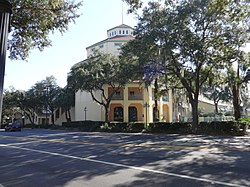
top-left (127, 122), bottom-right (145, 133)
top-left (197, 121), bottom-right (247, 135)
top-left (100, 122), bottom-right (127, 132)
top-left (146, 122), bottom-right (192, 134)
top-left (239, 118), bottom-right (250, 123)
top-left (62, 121), bottom-right (103, 132)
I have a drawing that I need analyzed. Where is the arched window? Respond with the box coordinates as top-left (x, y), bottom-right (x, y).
top-left (114, 107), bottom-right (123, 122)
top-left (129, 106), bottom-right (137, 122)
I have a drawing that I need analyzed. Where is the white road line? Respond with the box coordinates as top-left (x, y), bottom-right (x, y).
top-left (0, 144), bottom-right (248, 187)
top-left (6, 141), bottom-right (40, 146)
top-left (29, 132), bottom-right (79, 138)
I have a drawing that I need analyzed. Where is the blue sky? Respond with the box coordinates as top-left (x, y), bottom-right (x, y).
top-left (4, 0), bottom-right (140, 91)
top-left (4, 0), bottom-right (249, 91)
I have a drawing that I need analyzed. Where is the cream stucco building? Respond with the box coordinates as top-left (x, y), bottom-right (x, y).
top-left (74, 24), bottom-right (174, 123)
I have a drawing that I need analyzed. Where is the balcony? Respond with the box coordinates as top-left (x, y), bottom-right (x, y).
top-left (128, 94), bottom-right (143, 100)
top-left (111, 95), bottom-right (124, 100)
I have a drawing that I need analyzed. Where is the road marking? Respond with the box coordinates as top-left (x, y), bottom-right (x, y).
top-left (5, 141), bottom-right (40, 146)
top-left (0, 135), bottom-right (250, 151)
top-left (0, 144), bottom-right (248, 187)
top-left (29, 132), bottom-right (79, 138)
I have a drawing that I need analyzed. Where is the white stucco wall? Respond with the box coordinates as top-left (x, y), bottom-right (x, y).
top-left (75, 90), bottom-right (102, 121)
top-left (54, 107), bottom-right (75, 126)
top-left (87, 41), bottom-right (123, 57)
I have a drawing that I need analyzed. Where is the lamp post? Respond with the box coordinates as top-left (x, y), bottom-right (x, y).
top-left (45, 86), bottom-right (49, 126)
top-left (0, 0), bottom-right (12, 126)
top-left (84, 107), bottom-right (87, 121)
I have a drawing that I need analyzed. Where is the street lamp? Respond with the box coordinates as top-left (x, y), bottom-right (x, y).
top-left (84, 107), bottom-right (87, 121)
top-left (0, 0), bottom-right (12, 126)
top-left (44, 86), bottom-right (49, 126)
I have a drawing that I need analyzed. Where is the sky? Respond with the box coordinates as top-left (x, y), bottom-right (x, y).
top-left (4, 0), bottom-right (249, 91)
top-left (4, 0), bottom-right (140, 91)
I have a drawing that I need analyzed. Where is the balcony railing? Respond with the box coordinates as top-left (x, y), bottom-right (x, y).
top-left (111, 95), bottom-right (124, 100)
top-left (128, 94), bottom-right (143, 100)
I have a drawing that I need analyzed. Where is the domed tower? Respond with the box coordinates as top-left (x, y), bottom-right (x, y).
top-left (86, 24), bottom-right (134, 57)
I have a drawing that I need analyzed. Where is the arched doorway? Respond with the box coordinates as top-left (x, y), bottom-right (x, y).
top-left (114, 107), bottom-right (123, 122)
top-left (129, 106), bottom-right (137, 122)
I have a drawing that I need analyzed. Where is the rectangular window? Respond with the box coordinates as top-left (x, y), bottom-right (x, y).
top-left (129, 91), bottom-right (135, 96)
top-left (114, 43), bottom-right (121, 47)
top-left (126, 30), bottom-right (128, 34)
top-left (115, 91), bottom-right (120, 96)
top-left (119, 30), bottom-right (121, 34)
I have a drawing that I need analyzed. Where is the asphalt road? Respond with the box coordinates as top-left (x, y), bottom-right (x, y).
top-left (0, 129), bottom-right (249, 187)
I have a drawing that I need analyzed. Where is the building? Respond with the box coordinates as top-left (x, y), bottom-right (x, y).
top-left (74, 24), bottom-right (174, 123)
top-left (56, 24), bottom-right (234, 125)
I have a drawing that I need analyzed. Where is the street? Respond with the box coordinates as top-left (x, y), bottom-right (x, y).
top-left (0, 129), bottom-right (249, 187)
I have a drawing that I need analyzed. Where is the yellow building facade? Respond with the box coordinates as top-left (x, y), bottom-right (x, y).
top-left (101, 83), bottom-right (173, 123)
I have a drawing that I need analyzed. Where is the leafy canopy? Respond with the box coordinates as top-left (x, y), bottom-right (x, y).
top-left (8, 0), bottom-right (82, 60)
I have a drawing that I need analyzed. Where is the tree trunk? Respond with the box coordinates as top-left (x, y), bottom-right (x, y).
top-left (215, 102), bottom-right (218, 114)
top-left (191, 100), bottom-right (199, 132)
top-left (104, 105), bottom-right (109, 123)
top-left (232, 84), bottom-right (241, 120)
top-left (153, 78), bottom-right (159, 122)
top-left (51, 109), bottom-right (55, 125)
top-left (68, 109), bottom-right (71, 122)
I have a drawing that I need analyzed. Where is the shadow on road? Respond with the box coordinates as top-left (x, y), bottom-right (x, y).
top-left (0, 129), bottom-right (249, 187)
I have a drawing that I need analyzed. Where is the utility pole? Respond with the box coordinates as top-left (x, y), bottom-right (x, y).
top-left (0, 0), bottom-right (12, 126)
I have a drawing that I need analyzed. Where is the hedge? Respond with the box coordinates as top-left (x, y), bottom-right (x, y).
top-left (27, 120), bottom-right (248, 136)
top-left (62, 120), bottom-right (103, 132)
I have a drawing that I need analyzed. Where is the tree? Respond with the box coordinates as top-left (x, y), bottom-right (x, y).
top-left (2, 87), bottom-right (22, 123)
top-left (68, 52), bottom-right (133, 122)
top-left (54, 86), bottom-right (75, 122)
top-left (22, 88), bottom-right (44, 125)
top-left (31, 76), bottom-right (61, 125)
top-left (224, 52), bottom-right (250, 119)
top-left (202, 72), bottom-right (232, 114)
top-left (8, 0), bottom-right (82, 60)
top-left (123, 0), bottom-right (250, 129)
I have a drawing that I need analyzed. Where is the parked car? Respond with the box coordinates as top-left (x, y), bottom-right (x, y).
top-left (5, 121), bottom-right (21, 132)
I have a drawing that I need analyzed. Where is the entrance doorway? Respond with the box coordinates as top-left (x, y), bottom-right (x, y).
top-left (129, 106), bottom-right (137, 122)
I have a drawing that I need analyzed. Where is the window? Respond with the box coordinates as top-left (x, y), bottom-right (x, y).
top-left (119, 30), bottom-right (121, 34)
top-left (115, 91), bottom-right (120, 96)
top-left (99, 45), bottom-right (104, 48)
top-left (129, 106), bottom-right (137, 122)
top-left (114, 31), bottom-right (116, 35)
top-left (114, 107), bottom-right (123, 122)
top-left (129, 91), bottom-right (135, 96)
top-left (126, 30), bottom-right (128, 34)
top-left (123, 30), bottom-right (125, 34)
top-left (114, 43), bottom-right (121, 47)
